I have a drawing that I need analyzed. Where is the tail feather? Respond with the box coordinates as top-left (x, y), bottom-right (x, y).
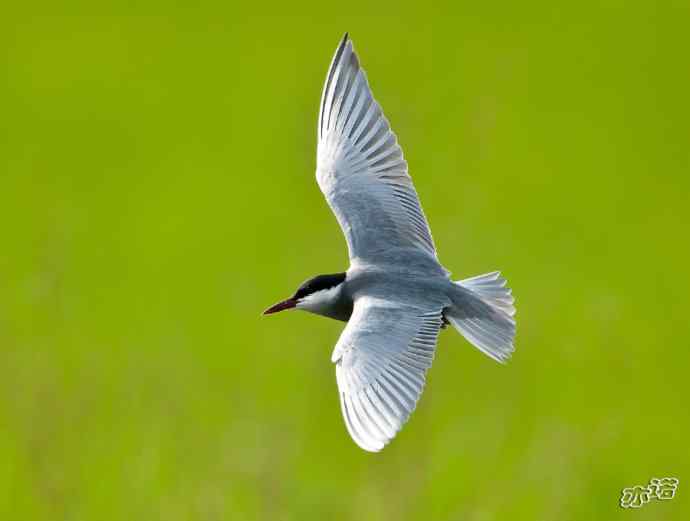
top-left (460, 271), bottom-right (515, 317)
top-left (446, 271), bottom-right (516, 363)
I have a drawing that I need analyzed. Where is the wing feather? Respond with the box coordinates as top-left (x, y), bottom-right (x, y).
top-left (316, 34), bottom-right (438, 263)
top-left (332, 297), bottom-right (444, 452)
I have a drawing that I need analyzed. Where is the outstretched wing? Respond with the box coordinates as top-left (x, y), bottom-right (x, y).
top-left (316, 34), bottom-right (438, 263)
top-left (331, 296), bottom-right (444, 452)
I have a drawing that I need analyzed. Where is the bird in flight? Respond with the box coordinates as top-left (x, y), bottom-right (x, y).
top-left (264, 34), bottom-right (516, 452)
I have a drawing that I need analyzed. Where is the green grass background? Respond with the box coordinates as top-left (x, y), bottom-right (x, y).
top-left (1, 3), bottom-right (689, 520)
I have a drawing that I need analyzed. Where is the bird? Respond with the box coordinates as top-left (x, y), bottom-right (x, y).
top-left (263, 33), bottom-right (516, 452)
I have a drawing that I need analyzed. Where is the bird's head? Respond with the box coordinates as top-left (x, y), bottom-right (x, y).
top-left (263, 273), bottom-right (346, 315)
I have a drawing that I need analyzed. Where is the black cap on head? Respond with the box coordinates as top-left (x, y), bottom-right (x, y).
top-left (293, 273), bottom-right (346, 300)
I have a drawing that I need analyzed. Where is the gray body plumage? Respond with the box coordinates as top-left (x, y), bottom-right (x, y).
top-left (267, 34), bottom-right (516, 452)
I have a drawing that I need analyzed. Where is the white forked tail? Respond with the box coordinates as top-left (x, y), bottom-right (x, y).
top-left (446, 271), bottom-right (516, 363)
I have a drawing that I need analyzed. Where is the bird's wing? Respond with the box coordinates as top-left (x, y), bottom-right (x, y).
top-left (331, 295), bottom-right (444, 452)
top-left (316, 34), bottom-right (437, 263)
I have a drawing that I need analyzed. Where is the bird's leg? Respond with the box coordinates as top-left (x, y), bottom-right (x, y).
top-left (441, 312), bottom-right (450, 329)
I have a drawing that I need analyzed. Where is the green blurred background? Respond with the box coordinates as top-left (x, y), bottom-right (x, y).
top-left (1, 3), bottom-right (689, 520)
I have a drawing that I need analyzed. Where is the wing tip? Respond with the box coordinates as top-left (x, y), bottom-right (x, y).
top-left (319, 32), bottom-right (355, 139)
top-left (337, 32), bottom-right (351, 54)
top-left (340, 392), bottom-right (389, 453)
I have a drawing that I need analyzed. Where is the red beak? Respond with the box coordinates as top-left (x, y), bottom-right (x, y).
top-left (262, 297), bottom-right (297, 315)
